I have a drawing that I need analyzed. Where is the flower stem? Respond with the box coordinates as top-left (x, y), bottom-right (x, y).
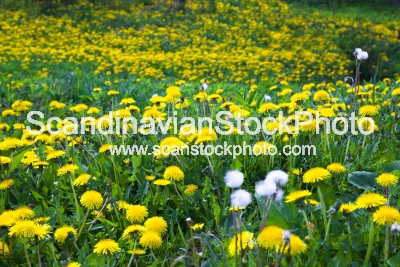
top-left (88, 197), bottom-right (109, 230)
top-left (205, 154), bottom-right (214, 175)
top-left (69, 175), bottom-right (81, 222)
top-left (259, 197), bottom-right (272, 231)
top-left (324, 215), bottom-right (332, 242)
top-left (77, 209), bottom-right (90, 238)
top-left (173, 181), bottom-right (183, 200)
top-left (384, 225), bottom-right (390, 262)
top-left (302, 210), bottom-right (313, 240)
top-left (23, 240), bottom-right (32, 267)
top-left (37, 242), bottom-right (42, 267)
top-left (347, 221), bottom-right (353, 248)
top-left (317, 185), bottom-right (327, 231)
top-left (364, 215), bottom-right (375, 266)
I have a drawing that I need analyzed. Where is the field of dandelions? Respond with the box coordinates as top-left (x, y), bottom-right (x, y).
top-left (0, 0), bottom-right (400, 266)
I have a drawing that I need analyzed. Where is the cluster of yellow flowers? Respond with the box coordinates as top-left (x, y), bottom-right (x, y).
top-left (0, 0), bottom-right (399, 84)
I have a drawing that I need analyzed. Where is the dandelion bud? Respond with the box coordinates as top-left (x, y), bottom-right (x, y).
top-left (186, 218), bottom-right (194, 227)
top-left (333, 201), bottom-right (342, 212)
top-left (224, 170), bottom-right (244, 188)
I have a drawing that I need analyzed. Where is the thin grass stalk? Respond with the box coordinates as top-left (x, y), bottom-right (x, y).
top-left (317, 185), bottom-right (328, 231)
top-left (302, 210), bottom-right (313, 240)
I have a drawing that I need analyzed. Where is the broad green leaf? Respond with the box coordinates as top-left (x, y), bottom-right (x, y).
top-left (383, 161), bottom-right (400, 173)
top-left (256, 195), bottom-right (301, 229)
top-left (348, 171), bottom-right (377, 189)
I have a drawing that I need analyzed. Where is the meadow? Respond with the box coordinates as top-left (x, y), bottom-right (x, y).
top-left (0, 0), bottom-right (400, 266)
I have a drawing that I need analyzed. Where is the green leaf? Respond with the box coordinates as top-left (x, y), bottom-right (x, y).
top-left (97, 218), bottom-right (117, 227)
top-left (328, 250), bottom-right (349, 267)
top-left (348, 171), bottom-right (377, 189)
top-left (246, 89), bottom-right (256, 105)
top-left (230, 158), bottom-right (242, 170)
top-left (387, 250), bottom-right (400, 267)
top-left (383, 161), bottom-right (400, 173)
top-left (30, 189), bottom-right (43, 200)
top-left (256, 195), bottom-right (300, 229)
top-left (10, 145), bottom-right (32, 172)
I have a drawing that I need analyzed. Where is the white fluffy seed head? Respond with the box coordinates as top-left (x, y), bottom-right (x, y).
top-left (266, 170), bottom-right (288, 186)
top-left (255, 180), bottom-right (277, 197)
top-left (224, 170), bottom-right (244, 188)
top-left (264, 95), bottom-right (272, 102)
top-left (357, 51), bottom-right (368, 60)
top-left (275, 189), bottom-right (284, 201)
top-left (230, 189), bottom-right (252, 208)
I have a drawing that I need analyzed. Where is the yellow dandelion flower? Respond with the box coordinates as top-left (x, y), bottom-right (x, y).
top-left (46, 150), bottom-right (65, 160)
top-left (0, 240), bottom-right (10, 257)
top-left (356, 193), bottom-right (386, 209)
top-left (0, 179), bottom-right (15, 190)
top-left (285, 190), bottom-right (312, 203)
top-left (376, 173), bottom-right (398, 187)
top-left (303, 167), bottom-right (331, 183)
top-left (253, 141), bottom-right (273, 155)
top-left (80, 190), bottom-right (103, 210)
top-left (359, 105), bottom-right (379, 116)
top-left (184, 184), bottom-right (198, 195)
top-left (191, 223), bottom-right (204, 231)
top-left (128, 248), bottom-right (146, 255)
top-left (144, 216), bottom-right (168, 236)
top-left (163, 166), bottom-right (184, 181)
top-left (54, 226), bottom-right (77, 244)
top-left (126, 205), bottom-right (148, 223)
top-left (120, 98), bottom-right (136, 105)
top-left (15, 206), bottom-right (35, 219)
top-left (73, 174), bottom-right (96, 186)
top-left (339, 203), bottom-right (358, 213)
top-left (0, 210), bottom-right (19, 227)
top-left (228, 231), bottom-right (255, 256)
top-left (195, 128), bottom-right (217, 144)
top-left (280, 234), bottom-right (307, 256)
top-left (57, 164), bottom-right (79, 176)
top-left (146, 175), bottom-right (156, 181)
top-left (122, 225), bottom-right (145, 240)
top-left (373, 206), bottom-right (400, 225)
top-left (153, 179), bottom-right (171, 186)
top-left (139, 232), bottom-right (163, 249)
top-left (99, 144), bottom-right (112, 153)
top-left (257, 226), bottom-right (283, 250)
top-left (107, 90), bottom-right (120, 96)
top-left (0, 156), bottom-right (11, 164)
top-left (8, 220), bottom-right (48, 239)
top-left (67, 262), bottom-right (81, 267)
top-left (327, 163), bottom-right (346, 174)
top-left (304, 199), bottom-right (319, 206)
top-left (313, 90), bottom-right (330, 102)
top-left (93, 239), bottom-right (121, 255)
